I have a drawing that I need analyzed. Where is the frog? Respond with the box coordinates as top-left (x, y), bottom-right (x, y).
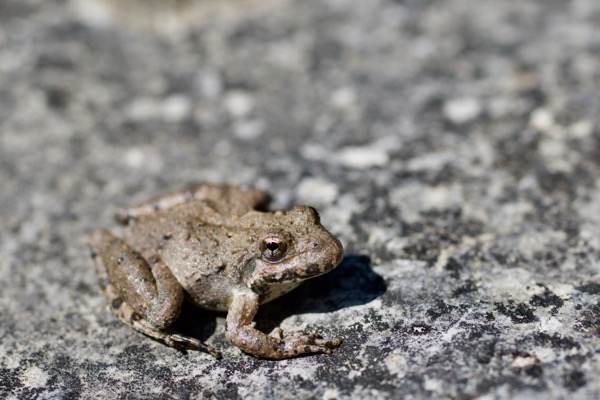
top-left (89, 184), bottom-right (344, 359)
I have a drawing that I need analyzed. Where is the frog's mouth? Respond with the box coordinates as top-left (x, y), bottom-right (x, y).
top-left (256, 257), bottom-right (341, 303)
top-left (268, 261), bottom-right (329, 282)
top-left (254, 250), bottom-right (342, 284)
top-left (242, 256), bottom-right (335, 294)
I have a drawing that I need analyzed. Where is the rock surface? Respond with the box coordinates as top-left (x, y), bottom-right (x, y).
top-left (1, 0), bottom-right (600, 398)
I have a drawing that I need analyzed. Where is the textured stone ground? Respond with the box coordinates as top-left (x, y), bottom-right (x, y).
top-left (1, 0), bottom-right (600, 398)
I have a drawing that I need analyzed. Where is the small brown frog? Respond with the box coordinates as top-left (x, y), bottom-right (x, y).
top-left (90, 184), bottom-right (344, 359)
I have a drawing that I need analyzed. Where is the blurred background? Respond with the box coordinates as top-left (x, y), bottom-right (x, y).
top-left (1, 0), bottom-right (600, 398)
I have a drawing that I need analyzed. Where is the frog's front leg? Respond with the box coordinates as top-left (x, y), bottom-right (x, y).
top-left (225, 291), bottom-right (341, 359)
top-left (90, 229), bottom-right (221, 358)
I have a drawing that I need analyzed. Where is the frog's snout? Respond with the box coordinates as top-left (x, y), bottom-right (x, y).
top-left (309, 230), bottom-right (344, 271)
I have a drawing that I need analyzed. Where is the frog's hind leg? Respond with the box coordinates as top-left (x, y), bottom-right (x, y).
top-left (115, 184), bottom-right (270, 223)
top-left (89, 229), bottom-right (221, 358)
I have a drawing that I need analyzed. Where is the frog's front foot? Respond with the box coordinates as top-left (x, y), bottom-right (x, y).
top-left (226, 291), bottom-right (343, 359)
top-left (226, 326), bottom-right (342, 359)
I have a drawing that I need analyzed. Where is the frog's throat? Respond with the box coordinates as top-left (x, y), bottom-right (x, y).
top-left (260, 281), bottom-right (303, 304)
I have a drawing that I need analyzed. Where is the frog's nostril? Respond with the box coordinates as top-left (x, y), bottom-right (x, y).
top-left (313, 242), bottom-right (319, 248)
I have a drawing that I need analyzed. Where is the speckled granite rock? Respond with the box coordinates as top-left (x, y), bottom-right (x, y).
top-left (1, 0), bottom-right (600, 398)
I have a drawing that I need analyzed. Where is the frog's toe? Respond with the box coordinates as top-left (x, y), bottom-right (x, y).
top-left (312, 336), bottom-right (342, 349)
top-left (304, 344), bottom-right (334, 354)
top-left (301, 341), bottom-right (338, 355)
top-left (271, 327), bottom-right (284, 339)
top-left (302, 334), bottom-right (342, 348)
top-left (167, 333), bottom-right (222, 359)
top-left (283, 334), bottom-right (342, 355)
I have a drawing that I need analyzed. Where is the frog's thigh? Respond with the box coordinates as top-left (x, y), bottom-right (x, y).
top-left (90, 229), bottom-right (222, 357)
top-left (90, 229), bottom-right (183, 329)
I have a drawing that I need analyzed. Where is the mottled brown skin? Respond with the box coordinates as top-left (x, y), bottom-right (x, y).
top-left (90, 184), bottom-right (344, 359)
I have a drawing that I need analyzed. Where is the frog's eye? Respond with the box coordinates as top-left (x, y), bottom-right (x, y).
top-left (260, 237), bottom-right (288, 262)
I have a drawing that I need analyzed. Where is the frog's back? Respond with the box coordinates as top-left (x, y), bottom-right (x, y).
top-left (121, 200), bottom-right (218, 257)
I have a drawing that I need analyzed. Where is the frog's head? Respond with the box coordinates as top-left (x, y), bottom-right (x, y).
top-left (243, 205), bottom-right (344, 303)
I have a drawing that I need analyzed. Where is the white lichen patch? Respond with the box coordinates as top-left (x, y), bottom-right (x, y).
top-left (480, 268), bottom-right (534, 301)
top-left (568, 119), bottom-right (594, 138)
top-left (125, 95), bottom-right (191, 122)
top-left (333, 136), bottom-right (399, 170)
top-left (330, 87), bottom-right (358, 110)
top-left (18, 366), bottom-right (49, 388)
top-left (538, 137), bottom-right (575, 173)
top-left (517, 229), bottom-right (567, 259)
top-left (537, 316), bottom-right (563, 333)
top-left (322, 193), bottom-right (362, 239)
top-left (162, 95), bottom-right (192, 122)
top-left (443, 97), bottom-right (482, 124)
top-left (224, 91), bottom-right (254, 118)
top-left (296, 177), bottom-right (338, 206)
top-left (545, 283), bottom-right (574, 299)
top-left (123, 148), bottom-right (146, 168)
top-left (404, 151), bottom-right (454, 173)
top-left (533, 347), bottom-right (557, 363)
top-left (389, 182), bottom-right (464, 222)
top-left (529, 108), bottom-right (556, 133)
top-left (423, 375), bottom-right (447, 395)
top-left (488, 201), bottom-right (534, 235)
top-left (233, 119), bottom-right (265, 140)
top-left (510, 354), bottom-right (539, 369)
top-left (384, 349), bottom-right (408, 378)
top-left (322, 388), bottom-right (342, 400)
top-left (335, 145), bottom-right (389, 169)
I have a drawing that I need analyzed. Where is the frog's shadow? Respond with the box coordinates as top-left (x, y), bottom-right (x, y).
top-left (173, 255), bottom-right (385, 341)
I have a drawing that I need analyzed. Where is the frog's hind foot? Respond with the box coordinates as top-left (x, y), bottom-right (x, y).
top-left (130, 313), bottom-right (222, 358)
top-left (166, 332), bottom-right (222, 359)
top-left (106, 290), bottom-right (222, 359)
